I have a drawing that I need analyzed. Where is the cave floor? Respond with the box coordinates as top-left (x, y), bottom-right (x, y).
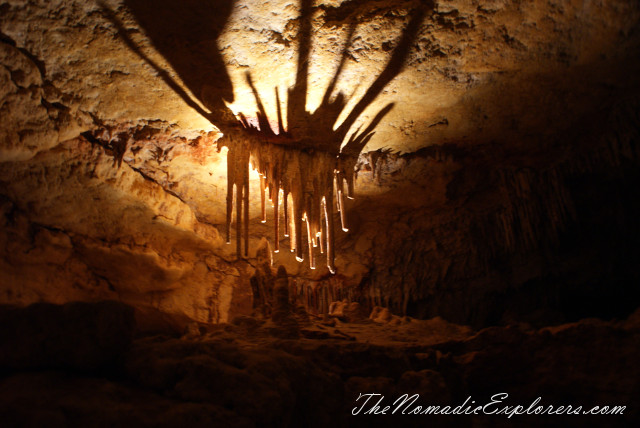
top-left (1, 311), bottom-right (639, 428)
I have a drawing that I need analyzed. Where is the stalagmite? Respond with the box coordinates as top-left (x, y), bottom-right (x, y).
top-left (271, 265), bottom-right (299, 337)
top-left (271, 266), bottom-right (290, 322)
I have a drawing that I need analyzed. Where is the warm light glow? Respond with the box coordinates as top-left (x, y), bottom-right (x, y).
top-left (218, 0), bottom-right (425, 273)
top-left (224, 137), bottom-right (348, 272)
top-left (248, 166), bottom-right (260, 180)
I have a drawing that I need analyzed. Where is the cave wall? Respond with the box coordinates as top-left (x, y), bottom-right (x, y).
top-left (1, 0), bottom-right (639, 328)
top-left (345, 97), bottom-right (640, 327)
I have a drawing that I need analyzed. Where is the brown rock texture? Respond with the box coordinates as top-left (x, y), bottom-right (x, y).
top-left (0, 300), bottom-right (134, 371)
top-left (1, 0), bottom-right (639, 327)
top-left (2, 303), bottom-right (638, 427)
top-left (4, 1), bottom-right (640, 426)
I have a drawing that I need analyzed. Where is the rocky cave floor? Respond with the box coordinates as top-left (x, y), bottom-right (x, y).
top-left (1, 301), bottom-right (638, 428)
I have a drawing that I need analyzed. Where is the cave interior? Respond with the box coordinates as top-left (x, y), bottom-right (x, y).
top-left (1, 0), bottom-right (640, 426)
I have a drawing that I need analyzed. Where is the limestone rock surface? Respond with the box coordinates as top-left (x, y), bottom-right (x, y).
top-left (0, 0), bottom-right (639, 326)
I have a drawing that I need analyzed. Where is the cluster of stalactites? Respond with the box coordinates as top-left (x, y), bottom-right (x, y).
top-left (224, 137), bottom-right (356, 274)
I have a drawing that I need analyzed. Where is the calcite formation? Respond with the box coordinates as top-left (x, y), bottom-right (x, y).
top-left (215, 1), bottom-right (424, 273)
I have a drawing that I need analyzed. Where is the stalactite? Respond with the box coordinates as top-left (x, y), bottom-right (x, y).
top-left (260, 175), bottom-right (266, 223)
top-left (304, 215), bottom-right (315, 269)
top-left (103, 0), bottom-right (425, 273)
top-left (338, 186), bottom-right (348, 232)
top-left (223, 135), bottom-right (359, 270)
top-left (225, 147), bottom-right (234, 245)
top-left (319, 215), bottom-right (325, 255)
top-left (274, 188), bottom-right (280, 253)
top-left (289, 197), bottom-right (296, 253)
top-left (217, 2), bottom-right (423, 269)
top-left (217, 2), bottom-right (422, 268)
top-left (294, 195), bottom-right (304, 262)
top-left (284, 192), bottom-right (289, 237)
top-left (243, 162), bottom-right (249, 257)
top-left (324, 194), bottom-right (336, 274)
top-left (216, 3), bottom-right (423, 268)
top-left (235, 181), bottom-right (242, 257)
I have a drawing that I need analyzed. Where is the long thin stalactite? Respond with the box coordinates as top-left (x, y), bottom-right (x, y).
top-left (223, 132), bottom-right (349, 273)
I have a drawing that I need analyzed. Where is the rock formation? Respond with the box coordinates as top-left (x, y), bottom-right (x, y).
top-left (1, 0), bottom-right (640, 424)
top-left (1, 0), bottom-right (639, 325)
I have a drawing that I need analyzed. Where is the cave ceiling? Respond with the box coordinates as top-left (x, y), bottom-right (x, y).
top-left (2, 0), bottom-right (638, 156)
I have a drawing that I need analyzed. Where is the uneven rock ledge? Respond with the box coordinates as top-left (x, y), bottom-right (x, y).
top-left (0, 301), bottom-right (638, 427)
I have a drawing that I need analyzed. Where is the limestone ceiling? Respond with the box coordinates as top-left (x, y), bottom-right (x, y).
top-left (2, 0), bottom-right (638, 161)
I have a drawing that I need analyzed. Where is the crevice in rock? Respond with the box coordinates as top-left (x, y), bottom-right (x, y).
top-left (0, 31), bottom-right (47, 79)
